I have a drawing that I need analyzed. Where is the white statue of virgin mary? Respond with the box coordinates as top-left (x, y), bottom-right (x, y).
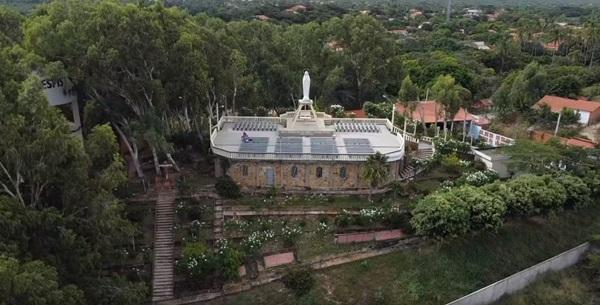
top-left (302, 71), bottom-right (311, 101)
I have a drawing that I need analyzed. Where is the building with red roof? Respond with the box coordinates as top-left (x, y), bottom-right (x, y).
top-left (395, 100), bottom-right (474, 125)
top-left (533, 95), bottom-right (600, 126)
top-left (344, 109), bottom-right (367, 118)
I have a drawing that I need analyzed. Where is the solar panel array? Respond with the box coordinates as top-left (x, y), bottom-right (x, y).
top-left (275, 137), bottom-right (303, 153)
top-left (233, 120), bottom-right (278, 131)
top-left (310, 137), bottom-right (338, 154)
top-left (239, 137), bottom-right (269, 153)
top-left (334, 122), bottom-right (380, 133)
top-left (344, 138), bottom-right (374, 154)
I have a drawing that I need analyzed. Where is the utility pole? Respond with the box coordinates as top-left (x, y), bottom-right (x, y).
top-left (554, 109), bottom-right (563, 136)
top-left (446, 0), bottom-right (452, 23)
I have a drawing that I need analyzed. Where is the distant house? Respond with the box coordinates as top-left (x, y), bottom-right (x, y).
top-left (395, 100), bottom-right (474, 125)
top-left (533, 95), bottom-right (600, 126)
top-left (544, 41), bottom-right (561, 51)
top-left (255, 15), bottom-right (271, 21)
top-left (409, 9), bottom-right (423, 18)
top-left (473, 99), bottom-right (493, 111)
top-left (285, 4), bottom-right (307, 14)
top-left (465, 9), bottom-right (483, 18)
top-left (389, 29), bottom-right (409, 36)
top-left (326, 40), bottom-right (345, 52)
top-left (472, 41), bottom-right (491, 50)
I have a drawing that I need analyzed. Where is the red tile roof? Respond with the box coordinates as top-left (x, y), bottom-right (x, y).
top-left (564, 137), bottom-right (597, 149)
top-left (345, 109), bottom-right (367, 118)
top-left (395, 101), bottom-right (474, 124)
top-left (534, 95), bottom-right (600, 113)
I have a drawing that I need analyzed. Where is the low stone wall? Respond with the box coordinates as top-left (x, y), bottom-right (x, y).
top-left (445, 242), bottom-right (590, 305)
top-left (334, 230), bottom-right (405, 244)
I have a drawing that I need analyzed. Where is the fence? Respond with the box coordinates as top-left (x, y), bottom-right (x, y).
top-left (445, 242), bottom-right (590, 305)
top-left (478, 129), bottom-right (514, 147)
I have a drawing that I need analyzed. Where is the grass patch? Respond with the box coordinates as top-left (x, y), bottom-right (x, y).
top-left (219, 205), bottom-right (600, 305)
top-left (496, 266), bottom-right (598, 305)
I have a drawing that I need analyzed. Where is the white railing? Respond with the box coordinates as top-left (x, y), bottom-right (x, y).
top-left (211, 145), bottom-right (404, 162)
top-left (478, 129), bottom-right (514, 147)
top-left (210, 116), bottom-right (406, 162)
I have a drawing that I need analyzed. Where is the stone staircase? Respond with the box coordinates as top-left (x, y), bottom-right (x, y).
top-left (213, 199), bottom-right (224, 240)
top-left (414, 147), bottom-right (434, 160)
top-left (400, 143), bottom-right (435, 181)
top-left (152, 189), bottom-right (177, 303)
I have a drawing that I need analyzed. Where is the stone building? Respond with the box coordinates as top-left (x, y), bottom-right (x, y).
top-left (210, 72), bottom-right (406, 191)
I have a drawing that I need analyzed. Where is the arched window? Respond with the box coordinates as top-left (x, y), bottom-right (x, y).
top-left (316, 167), bottom-right (323, 178)
top-left (340, 167), bottom-right (347, 179)
top-left (242, 165), bottom-right (249, 176)
top-left (291, 166), bottom-right (298, 178)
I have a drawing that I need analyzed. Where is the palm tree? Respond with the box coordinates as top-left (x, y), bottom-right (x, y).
top-left (431, 75), bottom-right (471, 140)
top-left (362, 152), bottom-right (389, 201)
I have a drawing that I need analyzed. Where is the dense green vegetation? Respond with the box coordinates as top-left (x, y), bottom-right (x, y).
top-left (2, 0), bottom-right (600, 304)
top-left (213, 205), bottom-right (600, 305)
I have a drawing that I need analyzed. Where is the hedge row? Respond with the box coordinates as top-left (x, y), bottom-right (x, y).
top-left (411, 174), bottom-right (593, 239)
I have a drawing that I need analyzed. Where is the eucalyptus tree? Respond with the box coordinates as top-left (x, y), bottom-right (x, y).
top-left (326, 14), bottom-right (396, 106)
top-left (24, 0), bottom-right (212, 180)
top-left (398, 75), bottom-right (419, 134)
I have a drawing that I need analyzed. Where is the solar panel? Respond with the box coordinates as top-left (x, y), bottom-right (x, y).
top-left (344, 138), bottom-right (374, 154)
top-left (239, 137), bottom-right (269, 153)
top-left (311, 137), bottom-right (338, 154)
top-left (275, 137), bottom-right (303, 153)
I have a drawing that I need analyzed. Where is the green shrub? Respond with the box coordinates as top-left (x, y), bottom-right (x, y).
top-left (215, 176), bottom-right (241, 198)
top-left (214, 239), bottom-right (244, 281)
top-left (440, 153), bottom-right (462, 174)
top-left (176, 242), bottom-right (215, 282)
top-left (504, 175), bottom-right (566, 216)
top-left (282, 266), bottom-right (315, 297)
top-left (555, 175), bottom-right (591, 209)
top-left (433, 138), bottom-right (472, 157)
top-left (411, 192), bottom-right (470, 239)
top-left (453, 186), bottom-right (506, 231)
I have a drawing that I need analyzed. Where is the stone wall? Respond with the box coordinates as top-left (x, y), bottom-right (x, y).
top-left (226, 159), bottom-right (403, 191)
top-left (445, 242), bottom-right (590, 305)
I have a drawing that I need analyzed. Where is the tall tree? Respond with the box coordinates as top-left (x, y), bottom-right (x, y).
top-left (431, 75), bottom-right (471, 140)
top-left (492, 62), bottom-right (547, 119)
top-left (398, 75), bottom-right (419, 135)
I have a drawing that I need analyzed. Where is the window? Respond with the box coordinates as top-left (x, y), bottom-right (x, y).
top-left (340, 167), bottom-right (347, 179)
top-left (242, 165), bottom-right (249, 176)
top-left (291, 166), bottom-right (298, 178)
top-left (316, 167), bottom-right (323, 178)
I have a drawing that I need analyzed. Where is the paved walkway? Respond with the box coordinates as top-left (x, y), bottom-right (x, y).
top-left (152, 181), bottom-right (177, 303)
top-left (223, 206), bottom-right (361, 217)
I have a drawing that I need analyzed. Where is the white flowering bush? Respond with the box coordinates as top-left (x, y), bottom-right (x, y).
top-left (459, 160), bottom-right (472, 168)
top-left (356, 207), bottom-right (385, 225)
top-left (280, 225), bottom-right (303, 247)
top-left (176, 242), bottom-right (215, 282)
top-left (243, 229), bottom-right (275, 255)
top-left (464, 170), bottom-right (499, 187)
top-left (329, 104), bottom-right (345, 118)
top-left (316, 221), bottom-right (329, 235)
top-left (177, 240), bottom-right (243, 282)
